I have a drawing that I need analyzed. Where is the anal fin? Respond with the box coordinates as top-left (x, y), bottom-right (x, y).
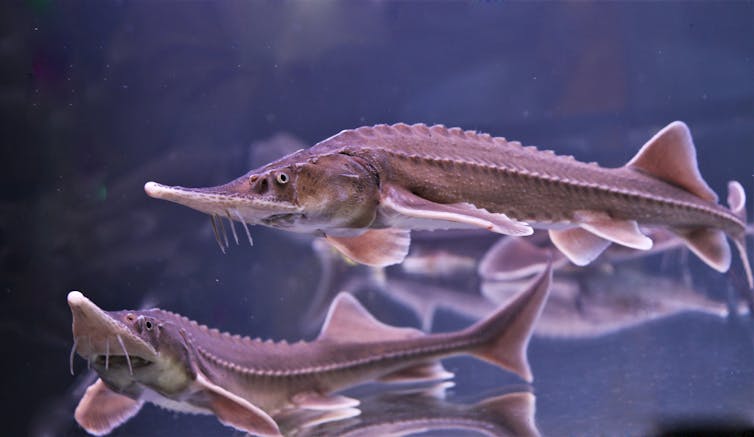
top-left (675, 227), bottom-right (731, 273)
top-left (549, 227), bottom-right (611, 266)
top-left (74, 379), bottom-right (144, 436)
top-left (325, 228), bottom-right (410, 267)
top-left (378, 361), bottom-right (454, 384)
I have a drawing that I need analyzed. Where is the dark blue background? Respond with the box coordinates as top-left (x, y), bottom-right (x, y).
top-left (3, 2), bottom-right (754, 435)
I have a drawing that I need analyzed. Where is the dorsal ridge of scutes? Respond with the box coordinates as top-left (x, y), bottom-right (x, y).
top-left (318, 292), bottom-right (422, 343)
top-left (625, 121), bottom-right (718, 203)
top-left (340, 123), bottom-right (510, 147)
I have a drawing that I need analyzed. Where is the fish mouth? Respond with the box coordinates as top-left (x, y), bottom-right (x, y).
top-left (67, 291), bottom-right (157, 374)
top-left (93, 354), bottom-right (152, 369)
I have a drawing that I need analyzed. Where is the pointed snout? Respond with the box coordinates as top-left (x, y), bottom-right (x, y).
top-left (68, 291), bottom-right (157, 361)
top-left (143, 181), bottom-right (170, 199)
top-left (144, 181), bottom-right (237, 216)
top-left (68, 291), bottom-right (118, 339)
top-left (144, 180), bottom-right (300, 220)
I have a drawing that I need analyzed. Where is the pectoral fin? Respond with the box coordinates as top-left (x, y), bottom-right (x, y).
top-left (380, 184), bottom-right (533, 236)
top-left (74, 379), bottom-right (144, 436)
top-left (575, 211), bottom-right (653, 251)
top-left (196, 372), bottom-right (280, 436)
top-left (549, 227), bottom-right (611, 266)
top-left (325, 228), bottom-right (411, 267)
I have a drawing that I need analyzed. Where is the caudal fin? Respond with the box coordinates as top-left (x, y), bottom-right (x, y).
top-left (466, 264), bottom-right (552, 382)
top-left (475, 392), bottom-right (540, 437)
top-left (728, 181), bottom-right (753, 288)
top-left (626, 122), bottom-right (752, 287)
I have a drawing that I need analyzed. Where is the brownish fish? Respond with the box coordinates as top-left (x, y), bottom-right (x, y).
top-left (67, 267), bottom-right (550, 436)
top-left (145, 122), bottom-right (751, 287)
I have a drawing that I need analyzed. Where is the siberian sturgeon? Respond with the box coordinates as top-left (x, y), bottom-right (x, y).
top-left (145, 121), bottom-right (751, 287)
top-left (68, 267), bottom-right (551, 436)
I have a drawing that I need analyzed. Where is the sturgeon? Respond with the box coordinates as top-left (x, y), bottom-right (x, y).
top-left (68, 267), bottom-right (551, 436)
top-left (144, 121), bottom-right (752, 287)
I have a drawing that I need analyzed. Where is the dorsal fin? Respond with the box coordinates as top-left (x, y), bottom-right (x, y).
top-left (626, 121), bottom-right (718, 202)
top-left (317, 292), bottom-right (422, 342)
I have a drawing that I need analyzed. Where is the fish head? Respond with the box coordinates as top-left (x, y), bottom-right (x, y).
top-left (68, 292), bottom-right (194, 396)
top-left (145, 151), bottom-right (380, 233)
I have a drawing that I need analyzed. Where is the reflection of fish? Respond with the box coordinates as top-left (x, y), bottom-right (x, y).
top-left (340, 239), bottom-right (737, 338)
top-left (145, 122), bottom-right (751, 286)
top-left (377, 266), bottom-right (737, 339)
top-left (482, 266), bottom-right (738, 338)
top-left (401, 249), bottom-right (477, 277)
top-left (480, 224), bottom-right (754, 282)
top-left (478, 229), bottom-right (678, 282)
top-left (278, 384), bottom-right (539, 437)
top-left (67, 268), bottom-right (550, 436)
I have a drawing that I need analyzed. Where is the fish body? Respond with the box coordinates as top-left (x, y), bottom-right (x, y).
top-left (145, 122), bottom-right (751, 286)
top-left (68, 267), bottom-right (550, 436)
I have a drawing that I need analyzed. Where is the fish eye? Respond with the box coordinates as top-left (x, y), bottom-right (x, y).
top-left (145, 320), bottom-right (153, 331)
top-left (126, 313), bottom-right (134, 322)
top-left (276, 172), bottom-right (290, 185)
top-left (248, 175), bottom-right (259, 184)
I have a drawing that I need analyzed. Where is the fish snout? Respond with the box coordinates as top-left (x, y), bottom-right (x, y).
top-left (67, 291), bottom-right (158, 363)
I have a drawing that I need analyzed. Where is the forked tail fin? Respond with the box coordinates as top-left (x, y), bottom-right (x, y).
top-left (465, 264), bottom-right (552, 382)
top-left (475, 392), bottom-right (540, 437)
top-left (727, 181), bottom-right (752, 288)
top-left (625, 122), bottom-right (751, 287)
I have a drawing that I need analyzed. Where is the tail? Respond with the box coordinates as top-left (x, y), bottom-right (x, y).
top-left (465, 264), bottom-right (552, 382)
top-left (727, 181), bottom-right (753, 289)
top-left (625, 122), bottom-right (752, 288)
top-left (474, 392), bottom-right (540, 437)
top-left (675, 180), bottom-right (752, 289)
